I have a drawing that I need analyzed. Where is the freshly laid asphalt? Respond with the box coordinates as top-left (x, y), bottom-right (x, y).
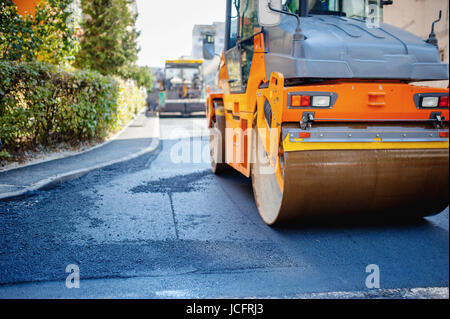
top-left (0, 116), bottom-right (448, 298)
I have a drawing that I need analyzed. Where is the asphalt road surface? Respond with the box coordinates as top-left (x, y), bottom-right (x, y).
top-left (0, 117), bottom-right (448, 298)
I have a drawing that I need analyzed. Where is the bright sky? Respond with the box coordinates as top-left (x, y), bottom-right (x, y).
top-left (136, 0), bottom-right (226, 68)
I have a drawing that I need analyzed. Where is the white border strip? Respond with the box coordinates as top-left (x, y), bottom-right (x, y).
top-left (295, 287), bottom-right (449, 299)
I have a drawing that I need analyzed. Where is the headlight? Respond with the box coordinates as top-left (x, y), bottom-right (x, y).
top-left (421, 97), bottom-right (439, 108)
top-left (312, 96), bottom-right (331, 107)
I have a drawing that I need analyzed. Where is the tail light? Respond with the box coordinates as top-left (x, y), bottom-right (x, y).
top-left (291, 95), bottom-right (311, 107)
top-left (290, 94), bottom-right (331, 108)
top-left (439, 96), bottom-right (449, 108)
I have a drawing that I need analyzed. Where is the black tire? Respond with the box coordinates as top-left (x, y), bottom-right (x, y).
top-left (210, 101), bottom-right (229, 174)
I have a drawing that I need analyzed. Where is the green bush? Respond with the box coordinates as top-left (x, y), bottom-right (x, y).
top-left (0, 151), bottom-right (11, 159)
top-left (114, 78), bottom-right (147, 130)
top-left (0, 61), bottom-right (146, 151)
top-left (0, 0), bottom-right (79, 65)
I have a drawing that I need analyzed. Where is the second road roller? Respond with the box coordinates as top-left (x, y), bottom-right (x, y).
top-left (205, 0), bottom-right (449, 225)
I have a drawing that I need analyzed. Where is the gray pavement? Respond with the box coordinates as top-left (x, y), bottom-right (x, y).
top-left (0, 117), bottom-right (448, 299)
top-left (0, 112), bottom-right (159, 200)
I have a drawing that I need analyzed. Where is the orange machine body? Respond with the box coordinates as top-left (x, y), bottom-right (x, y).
top-left (206, 33), bottom-right (449, 179)
top-left (12, 0), bottom-right (40, 16)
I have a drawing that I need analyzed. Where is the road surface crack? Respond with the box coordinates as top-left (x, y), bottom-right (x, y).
top-left (168, 193), bottom-right (179, 239)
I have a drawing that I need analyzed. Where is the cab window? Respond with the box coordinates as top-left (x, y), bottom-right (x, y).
top-left (228, 0), bottom-right (260, 49)
top-left (283, 0), bottom-right (382, 21)
top-left (229, 0), bottom-right (239, 48)
top-left (240, 0), bottom-right (259, 40)
top-left (226, 0), bottom-right (260, 92)
top-left (309, 0), bottom-right (366, 18)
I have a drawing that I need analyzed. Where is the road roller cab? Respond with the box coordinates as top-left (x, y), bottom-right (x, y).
top-left (206, 0), bottom-right (449, 225)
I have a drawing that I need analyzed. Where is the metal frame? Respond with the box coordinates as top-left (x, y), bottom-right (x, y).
top-left (283, 126), bottom-right (449, 143)
top-left (225, 0), bottom-right (232, 50)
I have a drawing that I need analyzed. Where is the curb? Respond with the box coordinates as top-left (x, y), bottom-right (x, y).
top-left (0, 108), bottom-right (148, 174)
top-left (0, 114), bottom-right (161, 202)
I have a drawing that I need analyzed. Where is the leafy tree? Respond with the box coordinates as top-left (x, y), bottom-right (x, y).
top-left (122, 65), bottom-right (153, 92)
top-left (32, 0), bottom-right (80, 65)
top-left (0, 0), bottom-right (78, 65)
top-left (75, 0), bottom-right (140, 77)
top-left (0, 0), bottom-right (37, 62)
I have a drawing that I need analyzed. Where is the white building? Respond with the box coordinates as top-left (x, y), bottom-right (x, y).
top-left (384, 0), bottom-right (449, 88)
top-left (192, 22), bottom-right (225, 59)
top-left (190, 22), bottom-right (225, 91)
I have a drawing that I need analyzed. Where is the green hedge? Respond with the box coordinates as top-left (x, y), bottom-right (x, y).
top-left (0, 61), bottom-right (145, 152)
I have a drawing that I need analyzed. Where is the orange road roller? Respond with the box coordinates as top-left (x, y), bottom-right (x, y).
top-left (206, 0), bottom-right (449, 225)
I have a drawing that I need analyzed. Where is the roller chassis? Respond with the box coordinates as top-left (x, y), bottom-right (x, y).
top-left (206, 3), bottom-right (449, 224)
